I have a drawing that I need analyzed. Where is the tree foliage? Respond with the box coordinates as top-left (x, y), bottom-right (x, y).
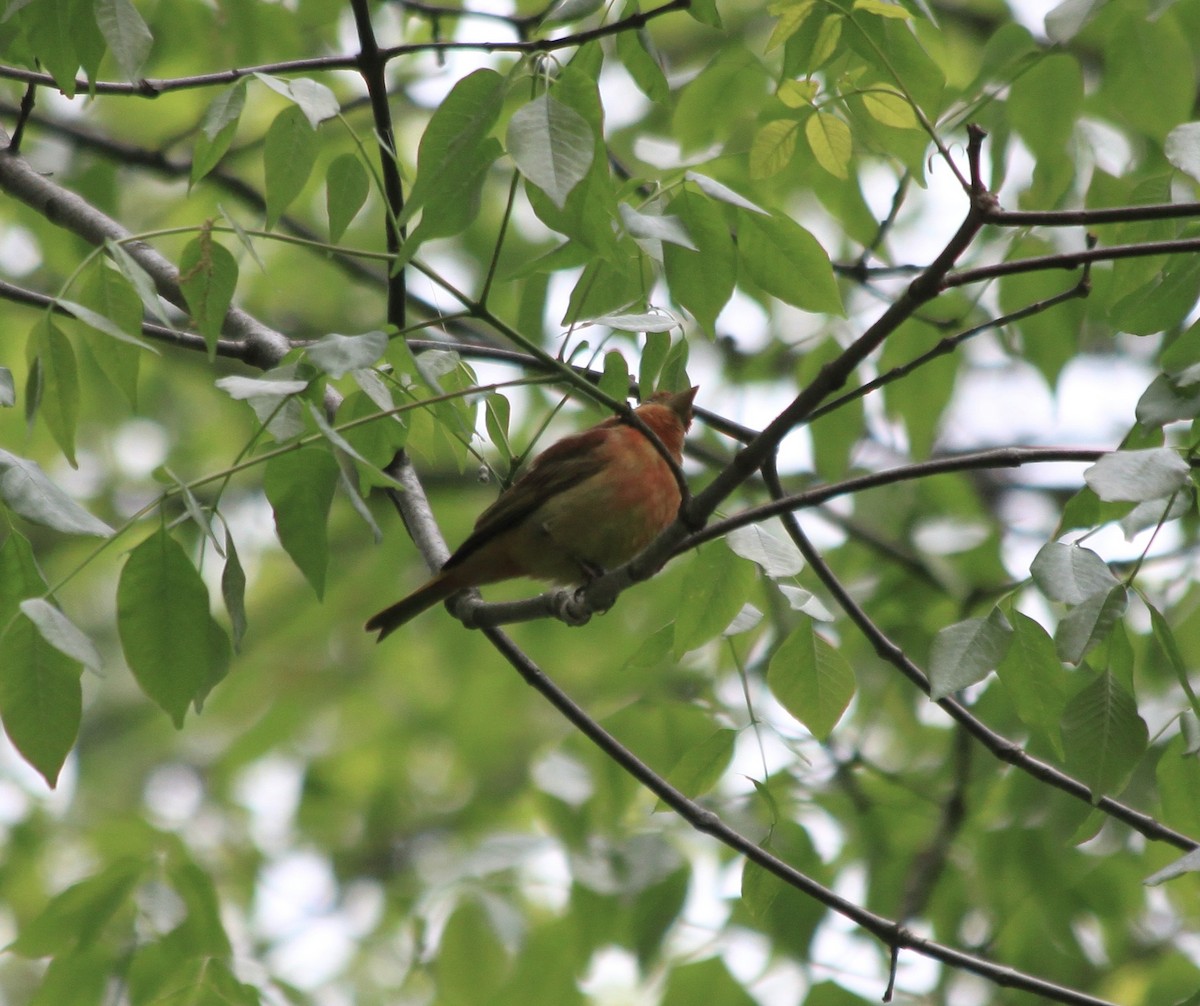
top-left (1, 0), bottom-right (1200, 1003)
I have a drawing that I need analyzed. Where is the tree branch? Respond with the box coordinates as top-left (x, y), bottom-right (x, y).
top-left (479, 626), bottom-right (1120, 1006)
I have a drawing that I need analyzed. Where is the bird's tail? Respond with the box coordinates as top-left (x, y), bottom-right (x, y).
top-left (365, 571), bottom-right (462, 641)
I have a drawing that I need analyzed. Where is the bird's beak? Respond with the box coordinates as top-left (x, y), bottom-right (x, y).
top-left (666, 385), bottom-right (699, 426)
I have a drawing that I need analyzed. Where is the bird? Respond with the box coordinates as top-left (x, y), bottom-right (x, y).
top-left (366, 386), bottom-right (698, 640)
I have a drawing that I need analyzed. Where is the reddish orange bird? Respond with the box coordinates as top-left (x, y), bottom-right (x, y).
top-left (366, 386), bottom-right (698, 640)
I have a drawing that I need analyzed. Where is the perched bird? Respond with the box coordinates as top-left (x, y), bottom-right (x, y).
top-left (366, 386), bottom-right (698, 640)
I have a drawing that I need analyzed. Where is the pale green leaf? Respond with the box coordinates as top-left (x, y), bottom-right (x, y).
top-left (725, 520), bottom-right (803, 578)
top-left (18, 598), bottom-right (102, 673)
top-left (862, 89), bottom-right (917, 128)
top-left (0, 450), bottom-right (113, 536)
top-left (1030, 541), bottom-right (1118, 604)
top-left (306, 330), bottom-right (388, 378)
top-left (777, 79), bottom-right (818, 108)
top-left (507, 94), bottom-right (595, 210)
top-left (805, 112), bottom-right (852, 179)
top-left (1084, 448), bottom-right (1189, 502)
top-left (1055, 585), bottom-right (1129, 664)
top-left (928, 608), bottom-right (1013, 700)
top-left (750, 119), bottom-right (800, 179)
top-left (94, 0), bottom-right (152, 79)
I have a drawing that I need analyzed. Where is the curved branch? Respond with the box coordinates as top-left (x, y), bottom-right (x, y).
top-left (478, 626), bottom-right (1119, 1006)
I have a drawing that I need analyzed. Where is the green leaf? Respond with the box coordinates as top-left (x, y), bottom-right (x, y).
top-left (28, 316), bottom-right (79, 467)
top-left (19, 598), bottom-right (102, 673)
top-left (1083, 448), bottom-right (1189, 502)
top-left (928, 608), bottom-right (1013, 701)
top-left (662, 957), bottom-right (755, 1006)
top-left (767, 0), bottom-right (816, 51)
top-left (616, 4), bottom-right (669, 103)
top-left (1136, 373), bottom-right (1200, 426)
top-left (749, 119), bottom-right (801, 179)
top-left (673, 45), bottom-right (766, 151)
top-left (1112, 254), bottom-right (1200, 336)
top-left (221, 529), bottom-right (248, 652)
top-left (1118, 489), bottom-right (1193, 541)
top-left (402, 69), bottom-right (505, 227)
top-left (28, 947), bottom-right (112, 1006)
top-left (618, 203), bottom-right (697, 252)
top-left (862, 88), bottom-right (917, 128)
top-left (663, 189), bottom-right (736, 334)
top-left (686, 0), bottom-right (721, 27)
top-left (1061, 671), bottom-right (1148, 801)
top-left (1165, 122), bottom-right (1200, 183)
top-left (598, 350), bottom-right (630, 404)
top-left (1008, 53), bottom-right (1082, 157)
top-left (768, 618), bottom-right (856, 739)
top-left (805, 111), bottom-right (852, 179)
top-left (179, 235), bottom-right (238, 358)
top-left (94, 0), bottom-right (153, 79)
top-left (664, 729), bottom-right (736, 800)
top-left (778, 78), bottom-right (819, 108)
top-left (326, 152), bottom-right (369, 242)
top-left (191, 81), bottom-right (247, 185)
top-left (1147, 602), bottom-right (1200, 719)
top-left (0, 606), bottom-right (82, 787)
top-left (106, 237), bottom-right (177, 331)
top-left (263, 105), bottom-right (318, 228)
top-left (21, 0), bottom-right (79, 96)
top-left (684, 172), bottom-right (769, 215)
top-left (78, 261), bottom-right (142, 405)
top-left (260, 75), bottom-right (339, 128)
top-left (117, 527), bottom-right (231, 727)
top-left (997, 612), bottom-right (1070, 757)
top-left (507, 94), bottom-right (595, 210)
top-left (0, 450), bottom-right (114, 536)
top-left (306, 330), bottom-right (388, 378)
top-left (263, 447), bottom-right (340, 599)
top-left (737, 210), bottom-right (843, 315)
top-left (673, 543), bottom-right (757, 656)
top-left (11, 858), bottom-right (145, 957)
top-left (1030, 541), bottom-right (1119, 604)
top-left (853, 0), bottom-right (911, 17)
top-left (1055, 585), bottom-right (1128, 665)
top-left (435, 898), bottom-right (510, 1006)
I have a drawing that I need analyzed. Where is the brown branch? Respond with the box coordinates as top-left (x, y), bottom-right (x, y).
top-left (947, 236), bottom-right (1200, 288)
top-left (477, 626), bottom-right (1119, 1006)
top-left (0, 278), bottom-right (250, 359)
top-left (0, 0), bottom-right (692, 98)
top-left (349, 0), bottom-right (406, 330)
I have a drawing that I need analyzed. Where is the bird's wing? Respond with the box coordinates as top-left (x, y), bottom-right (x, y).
top-left (444, 425), bottom-right (612, 570)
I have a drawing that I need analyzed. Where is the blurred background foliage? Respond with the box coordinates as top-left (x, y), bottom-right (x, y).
top-left (0, 0), bottom-right (1199, 1004)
